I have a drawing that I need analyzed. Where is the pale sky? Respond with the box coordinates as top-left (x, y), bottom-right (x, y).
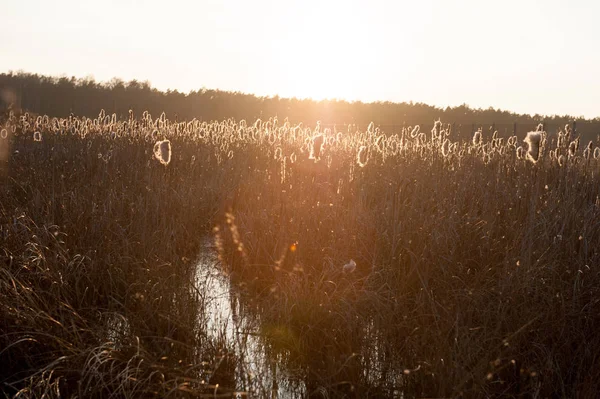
top-left (1, 0), bottom-right (599, 118)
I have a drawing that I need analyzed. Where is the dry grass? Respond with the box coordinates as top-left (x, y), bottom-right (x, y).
top-left (2, 110), bottom-right (600, 398)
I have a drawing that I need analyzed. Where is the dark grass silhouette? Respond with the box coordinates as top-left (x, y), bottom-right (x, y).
top-left (1, 110), bottom-right (600, 397)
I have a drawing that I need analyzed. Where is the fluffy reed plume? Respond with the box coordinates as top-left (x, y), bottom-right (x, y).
top-left (34, 131), bottom-right (42, 142)
top-left (410, 125), bottom-right (420, 138)
top-left (432, 120), bottom-right (442, 141)
top-left (153, 139), bottom-right (172, 165)
top-left (558, 154), bottom-right (566, 166)
top-left (0, 128), bottom-right (7, 139)
top-left (367, 122), bottom-right (374, 134)
top-left (516, 146), bottom-right (524, 160)
top-left (357, 145), bottom-right (368, 167)
top-left (375, 135), bottom-right (384, 152)
top-left (565, 123), bottom-right (572, 140)
top-left (569, 141), bottom-right (577, 157)
top-left (583, 141), bottom-right (593, 160)
top-left (309, 134), bottom-right (324, 160)
top-left (441, 139), bottom-right (450, 157)
top-left (594, 147), bottom-right (600, 160)
top-left (343, 259), bottom-right (356, 273)
top-left (524, 131), bottom-right (542, 163)
top-left (472, 129), bottom-right (482, 146)
top-left (557, 131), bottom-right (565, 148)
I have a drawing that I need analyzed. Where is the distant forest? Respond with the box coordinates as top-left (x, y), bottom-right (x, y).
top-left (1, 71), bottom-right (599, 139)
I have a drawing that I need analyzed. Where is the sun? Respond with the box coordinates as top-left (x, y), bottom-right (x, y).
top-left (268, 2), bottom-right (371, 102)
top-left (281, 56), bottom-right (358, 102)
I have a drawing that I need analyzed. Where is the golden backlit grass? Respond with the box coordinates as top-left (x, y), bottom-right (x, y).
top-left (1, 110), bottom-right (600, 397)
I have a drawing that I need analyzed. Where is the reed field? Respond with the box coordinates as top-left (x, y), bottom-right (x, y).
top-left (1, 109), bottom-right (600, 398)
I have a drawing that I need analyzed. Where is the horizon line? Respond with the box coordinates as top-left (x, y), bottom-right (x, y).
top-left (3, 69), bottom-right (598, 121)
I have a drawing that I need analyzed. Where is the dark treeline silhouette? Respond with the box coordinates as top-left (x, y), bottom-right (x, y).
top-left (2, 71), bottom-right (599, 139)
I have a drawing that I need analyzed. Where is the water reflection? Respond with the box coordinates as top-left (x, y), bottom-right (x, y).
top-left (194, 241), bottom-right (410, 398)
top-left (195, 242), bottom-right (304, 398)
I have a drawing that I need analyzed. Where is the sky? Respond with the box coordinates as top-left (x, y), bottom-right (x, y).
top-left (1, 0), bottom-right (599, 118)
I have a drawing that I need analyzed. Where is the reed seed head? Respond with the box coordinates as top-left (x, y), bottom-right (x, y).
top-left (357, 145), bottom-right (368, 167)
top-left (524, 131), bottom-right (542, 163)
top-left (154, 139), bottom-right (172, 165)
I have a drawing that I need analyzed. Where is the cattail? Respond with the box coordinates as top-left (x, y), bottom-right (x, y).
top-left (583, 141), bottom-right (593, 160)
top-left (154, 139), bottom-right (172, 165)
top-left (524, 131), bottom-right (541, 163)
top-left (558, 154), bottom-right (566, 167)
top-left (516, 146), bottom-right (524, 160)
top-left (568, 141), bottom-right (577, 157)
top-left (565, 124), bottom-right (572, 140)
top-left (375, 135), bottom-right (384, 152)
top-left (557, 132), bottom-right (565, 148)
top-left (432, 120), bottom-right (442, 140)
top-left (357, 145), bottom-right (368, 167)
top-left (594, 147), bottom-right (600, 160)
top-left (33, 131), bottom-right (42, 142)
top-left (410, 125), bottom-right (420, 138)
top-left (441, 139), bottom-right (450, 157)
top-left (309, 134), bottom-right (324, 160)
top-left (367, 122), bottom-right (374, 134)
top-left (472, 129), bottom-right (482, 146)
top-left (0, 129), bottom-right (7, 139)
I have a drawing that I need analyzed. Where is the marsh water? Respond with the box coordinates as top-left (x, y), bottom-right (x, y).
top-left (193, 241), bottom-right (408, 398)
top-left (195, 245), bottom-right (303, 397)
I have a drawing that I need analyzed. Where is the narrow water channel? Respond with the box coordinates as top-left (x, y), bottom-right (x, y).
top-left (194, 241), bottom-right (306, 397)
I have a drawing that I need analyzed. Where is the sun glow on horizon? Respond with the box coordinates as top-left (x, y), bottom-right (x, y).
top-left (1, 0), bottom-right (600, 117)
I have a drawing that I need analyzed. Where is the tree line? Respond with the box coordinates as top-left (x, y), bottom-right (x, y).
top-left (1, 71), bottom-right (599, 140)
